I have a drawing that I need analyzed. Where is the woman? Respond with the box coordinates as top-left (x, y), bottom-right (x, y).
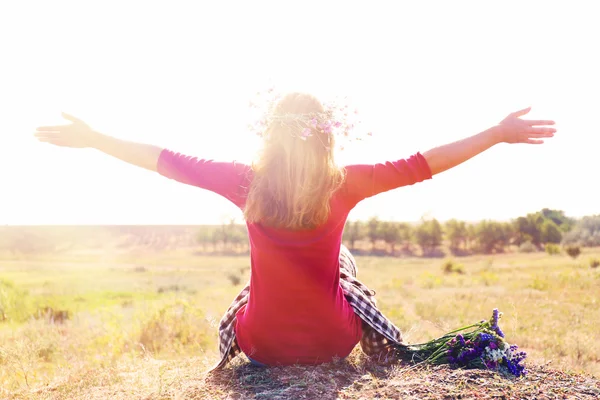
top-left (34, 93), bottom-right (555, 368)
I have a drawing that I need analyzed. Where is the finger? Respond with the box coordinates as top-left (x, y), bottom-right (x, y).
top-left (527, 127), bottom-right (556, 134)
top-left (524, 139), bottom-right (544, 144)
top-left (34, 132), bottom-right (60, 137)
top-left (36, 137), bottom-right (68, 146)
top-left (35, 136), bottom-right (58, 142)
top-left (527, 133), bottom-right (554, 139)
top-left (525, 119), bottom-right (555, 126)
top-left (511, 107), bottom-right (531, 118)
top-left (35, 125), bottom-right (69, 131)
top-left (62, 112), bottom-right (82, 123)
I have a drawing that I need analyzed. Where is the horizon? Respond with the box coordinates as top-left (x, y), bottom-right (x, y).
top-left (1, 1), bottom-right (598, 225)
top-left (0, 208), bottom-right (590, 228)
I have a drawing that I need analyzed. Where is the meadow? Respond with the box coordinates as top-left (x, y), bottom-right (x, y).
top-left (0, 229), bottom-right (599, 398)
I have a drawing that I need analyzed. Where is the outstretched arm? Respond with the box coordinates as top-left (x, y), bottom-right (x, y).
top-left (423, 107), bottom-right (556, 176)
top-left (34, 113), bottom-right (162, 171)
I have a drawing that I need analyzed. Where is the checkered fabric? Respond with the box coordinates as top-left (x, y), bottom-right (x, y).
top-left (208, 246), bottom-right (405, 372)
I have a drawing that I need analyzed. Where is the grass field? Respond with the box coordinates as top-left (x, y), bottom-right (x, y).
top-left (1, 241), bottom-right (599, 398)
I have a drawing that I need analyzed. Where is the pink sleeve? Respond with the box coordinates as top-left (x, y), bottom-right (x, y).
top-left (157, 149), bottom-right (251, 208)
top-left (343, 152), bottom-right (432, 207)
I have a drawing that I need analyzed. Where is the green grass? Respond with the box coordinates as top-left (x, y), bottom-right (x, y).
top-left (1, 248), bottom-right (599, 395)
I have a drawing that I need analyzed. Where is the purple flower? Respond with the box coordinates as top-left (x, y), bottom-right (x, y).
top-left (502, 353), bottom-right (527, 377)
top-left (456, 334), bottom-right (465, 347)
top-left (478, 333), bottom-right (494, 343)
top-left (491, 309), bottom-right (500, 327)
top-left (489, 309), bottom-right (505, 338)
top-left (455, 346), bottom-right (484, 367)
top-left (494, 325), bottom-right (505, 338)
top-left (310, 118), bottom-right (318, 128)
top-left (489, 342), bottom-right (497, 350)
top-left (514, 352), bottom-right (527, 363)
top-left (333, 121), bottom-right (342, 128)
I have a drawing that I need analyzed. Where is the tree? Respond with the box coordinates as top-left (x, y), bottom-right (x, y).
top-left (512, 213), bottom-right (544, 247)
top-left (541, 219), bottom-right (562, 244)
top-left (445, 219), bottom-right (468, 252)
top-left (367, 217), bottom-right (383, 251)
top-left (381, 222), bottom-right (401, 254)
top-left (513, 209), bottom-right (573, 248)
top-left (228, 224), bottom-right (248, 252)
top-left (466, 223), bottom-right (478, 250)
top-left (475, 220), bottom-right (512, 254)
top-left (212, 227), bottom-right (224, 251)
top-left (540, 208), bottom-right (576, 232)
top-left (342, 221), bottom-right (366, 250)
top-left (196, 227), bottom-right (215, 251)
top-left (414, 218), bottom-right (443, 255)
top-left (396, 222), bottom-right (414, 253)
top-left (562, 215), bottom-right (600, 247)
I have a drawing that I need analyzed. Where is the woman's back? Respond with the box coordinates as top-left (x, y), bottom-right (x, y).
top-left (239, 195), bottom-right (360, 365)
top-left (156, 148), bottom-right (433, 365)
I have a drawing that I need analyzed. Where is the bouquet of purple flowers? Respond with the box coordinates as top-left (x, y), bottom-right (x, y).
top-left (398, 309), bottom-right (527, 377)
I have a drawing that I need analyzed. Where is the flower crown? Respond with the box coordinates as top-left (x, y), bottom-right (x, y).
top-left (247, 88), bottom-right (372, 150)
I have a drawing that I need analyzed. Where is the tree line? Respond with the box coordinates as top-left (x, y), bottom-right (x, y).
top-left (195, 209), bottom-right (600, 256)
top-left (342, 208), bottom-right (574, 256)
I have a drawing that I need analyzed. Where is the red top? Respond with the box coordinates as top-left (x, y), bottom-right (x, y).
top-left (157, 150), bottom-right (432, 365)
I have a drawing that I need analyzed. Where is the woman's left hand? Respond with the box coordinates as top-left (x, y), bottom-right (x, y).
top-left (495, 107), bottom-right (556, 145)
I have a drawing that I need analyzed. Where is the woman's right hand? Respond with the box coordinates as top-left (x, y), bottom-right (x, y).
top-left (34, 112), bottom-right (98, 148)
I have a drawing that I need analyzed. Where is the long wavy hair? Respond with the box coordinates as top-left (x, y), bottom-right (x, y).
top-left (243, 93), bottom-right (345, 230)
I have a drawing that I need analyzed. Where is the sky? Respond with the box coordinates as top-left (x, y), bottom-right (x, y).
top-left (0, 1), bottom-right (598, 225)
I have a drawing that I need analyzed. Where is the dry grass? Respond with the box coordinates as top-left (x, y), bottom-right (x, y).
top-left (4, 351), bottom-right (600, 399)
top-left (1, 233), bottom-right (599, 399)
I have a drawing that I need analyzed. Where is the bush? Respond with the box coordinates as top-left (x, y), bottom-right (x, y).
top-left (442, 259), bottom-right (465, 275)
top-left (138, 302), bottom-right (211, 354)
top-left (0, 279), bottom-right (32, 323)
top-left (226, 273), bottom-right (241, 286)
top-left (157, 284), bottom-right (184, 293)
top-left (590, 258), bottom-right (600, 269)
top-left (545, 243), bottom-right (561, 255)
top-left (519, 240), bottom-right (537, 253)
top-left (564, 245), bottom-right (581, 259)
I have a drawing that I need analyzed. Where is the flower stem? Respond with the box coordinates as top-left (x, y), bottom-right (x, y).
top-left (408, 323), bottom-right (483, 347)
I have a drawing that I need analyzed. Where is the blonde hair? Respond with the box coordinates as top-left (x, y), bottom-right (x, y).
top-left (243, 93), bottom-right (345, 230)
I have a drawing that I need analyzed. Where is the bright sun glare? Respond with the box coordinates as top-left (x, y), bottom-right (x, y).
top-left (0, 1), bottom-right (597, 224)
